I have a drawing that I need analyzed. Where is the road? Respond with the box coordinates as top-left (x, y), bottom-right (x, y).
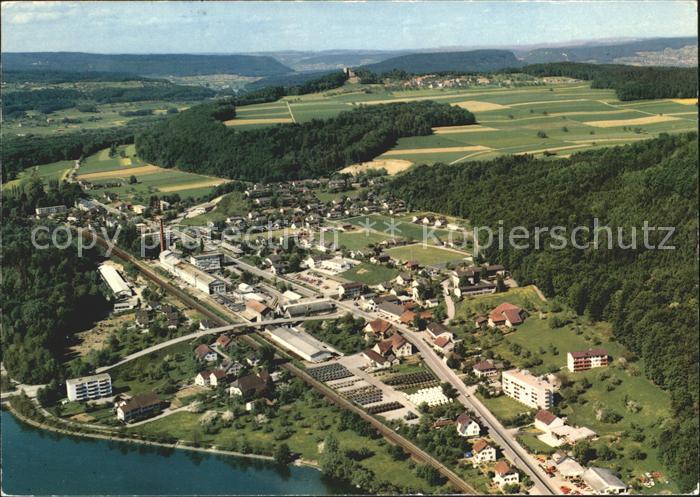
top-left (95, 313), bottom-right (341, 373)
top-left (441, 279), bottom-right (456, 324)
top-left (226, 256), bottom-right (320, 298)
top-left (336, 300), bottom-right (557, 495)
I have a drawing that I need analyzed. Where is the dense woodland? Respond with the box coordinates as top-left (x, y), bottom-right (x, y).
top-left (1, 178), bottom-right (108, 384)
top-left (359, 49), bottom-right (522, 74)
top-left (518, 62), bottom-right (698, 100)
top-left (388, 133), bottom-right (699, 491)
top-left (1, 70), bottom-right (153, 84)
top-left (2, 81), bottom-right (216, 116)
top-left (1, 122), bottom-right (156, 182)
top-left (135, 99), bottom-right (474, 182)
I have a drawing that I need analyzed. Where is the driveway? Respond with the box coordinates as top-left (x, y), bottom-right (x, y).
top-left (441, 279), bottom-right (456, 324)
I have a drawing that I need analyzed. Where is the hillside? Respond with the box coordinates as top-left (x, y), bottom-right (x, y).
top-left (135, 99), bottom-right (475, 182)
top-left (388, 133), bottom-right (699, 491)
top-left (2, 52), bottom-right (293, 78)
top-left (359, 49), bottom-right (522, 74)
top-left (520, 36), bottom-right (698, 65)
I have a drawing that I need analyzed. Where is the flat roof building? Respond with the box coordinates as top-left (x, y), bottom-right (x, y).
top-left (266, 327), bottom-right (335, 363)
top-left (159, 250), bottom-right (225, 295)
top-left (502, 369), bottom-right (554, 409)
top-left (66, 373), bottom-right (112, 402)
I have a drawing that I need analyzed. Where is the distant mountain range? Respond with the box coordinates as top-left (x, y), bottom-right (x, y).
top-left (359, 49), bottom-right (522, 74)
top-left (518, 36), bottom-right (697, 64)
top-left (1, 52), bottom-right (292, 77)
top-left (3, 37), bottom-right (695, 86)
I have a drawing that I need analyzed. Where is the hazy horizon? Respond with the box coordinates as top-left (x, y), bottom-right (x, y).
top-left (2, 1), bottom-right (697, 54)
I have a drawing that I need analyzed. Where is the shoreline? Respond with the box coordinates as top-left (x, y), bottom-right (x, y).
top-left (3, 403), bottom-right (321, 471)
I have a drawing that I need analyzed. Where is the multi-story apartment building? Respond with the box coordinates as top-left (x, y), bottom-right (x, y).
top-left (66, 373), bottom-right (113, 401)
top-left (502, 369), bottom-right (554, 409)
top-left (567, 349), bottom-right (609, 372)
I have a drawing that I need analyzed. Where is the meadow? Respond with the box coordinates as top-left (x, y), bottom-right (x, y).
top-left (2, 159), bottom-right (74, 189)
top-left (385, 243), bottom-right (469, 266)
top-left (78, 146), bottom-right (228, 202)
top-left (230, 80), bottom-right (697, 167)
top-left (339, 262), bottom-right (400, 285)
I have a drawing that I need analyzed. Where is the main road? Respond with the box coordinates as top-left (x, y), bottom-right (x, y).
top-left (95, 313), bottom-right (341, 373)
top-left (336, 300), bottom-right (558, 495)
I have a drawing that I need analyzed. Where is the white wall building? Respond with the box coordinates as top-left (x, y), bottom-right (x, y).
top-left (160, 250), bottom-right (225, 294)
top-left (189, 251), bottom-right (223, 272)
top-left (502, 369), bottom-right (554, 409)
top-left (266, 327), bottom-right (335, 363)
top-left (98, 264), bottom-right (132, 300)
top-left (66, 373), bottom-right (112, 401)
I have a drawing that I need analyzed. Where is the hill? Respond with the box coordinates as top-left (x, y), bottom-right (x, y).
top-left (2, 52), bottom-right (293, 78)
top-left (359, 49), bottom-right (522, 74)
top-left (520, 36), bottom-right (698, 65)
top-left (388, 133), bottom-right (699, 491)
top-left (135, 99), bottom-right (475, 182)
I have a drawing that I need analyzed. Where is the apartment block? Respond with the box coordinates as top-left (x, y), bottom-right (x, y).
top-left (502, 369), bottom-right (554, 409)
top-left (66, 373), bottom-right (113, 401)
top-left (567, 349), bottom-right (609, 372)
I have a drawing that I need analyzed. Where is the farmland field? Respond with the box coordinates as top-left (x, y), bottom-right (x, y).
top-left (386, 243), bottom-right (469, 266)
top-left (233, 81), bottom-right (697, 166)
top-left (79, 147), bottom-right (228, 202)
top-left (2, 159), bottom-right (74, 189)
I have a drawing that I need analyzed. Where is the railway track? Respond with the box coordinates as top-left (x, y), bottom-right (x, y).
top-left (85, 231), bottom-right (477, 494)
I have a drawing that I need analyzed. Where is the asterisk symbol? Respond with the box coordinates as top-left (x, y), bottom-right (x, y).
top-left (383, 217), bottom-right (403, 237)
top-left (358, 217), bottom-right (376, 236)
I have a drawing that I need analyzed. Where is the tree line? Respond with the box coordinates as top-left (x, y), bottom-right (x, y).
top-left (2, 82), bottom-right (216, 116)
top-left (387, 133), bottom-right (699, 491)
top-left (135, 99), bottom-right (474, 182)
top-left (517, 62), bottom-right (698, 100)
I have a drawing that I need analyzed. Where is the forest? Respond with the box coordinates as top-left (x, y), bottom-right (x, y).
top-left (359, 49), bottom-right (522, 74)
top-left (135, 99), bottom-right (474, 182)
top-left (518, 62), bottom-right (698, 100)
top-left (1, 70), bottom-right (153, 84)
top-left (1, 178), bottom-right (109, 385)
top-left (1, 121), bottom-right (156, 182)
top-left (387, 133), bottom-right (699, 491)
top-left (2, 81), bottom-right (216, 116)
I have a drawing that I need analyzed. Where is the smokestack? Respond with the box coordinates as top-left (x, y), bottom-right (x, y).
top-left (159, 218), bottom-right (167, 253)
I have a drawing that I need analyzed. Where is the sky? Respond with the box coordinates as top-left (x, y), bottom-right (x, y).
top-left (1, 1), bottom-right (697, 54)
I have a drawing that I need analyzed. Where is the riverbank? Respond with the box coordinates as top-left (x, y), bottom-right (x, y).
top-left (2, 409), bottom-right (350, 496)
top-left (4, 401), bottom-right (317, 468)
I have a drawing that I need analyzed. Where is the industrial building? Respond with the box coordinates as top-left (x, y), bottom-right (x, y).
top-left (98, 264), bottom-right (132, 300)
top-left (265, 326), bottom-right (335, 363)
top-left (66, 373), bottom-right (113, 401)
top-left (159, 250), bottom-right (226, 295)
top-left (283, 299), bottom-right (335, 318)
top-left (189, 251), bottom-right (223, 272)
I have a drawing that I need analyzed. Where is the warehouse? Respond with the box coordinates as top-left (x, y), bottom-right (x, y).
top-left (283, 299), bottom-right (335, 318)
top-left (98, 264), bottom-right (132, 299)
top-left (265, 326), bottom-right (335, 363)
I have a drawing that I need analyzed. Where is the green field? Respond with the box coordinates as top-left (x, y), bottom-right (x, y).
top-left (467, 292), bottom-right (678, 491)
top-left (386, 243), bottom-right (469, 266)
top-left (78, 147), bottom-right (228, 202)
top-left (344, 214), bottom-right (452, 242)
top-left (339, 262), bottom-right (400, 285)
top-left (453, 285), bottom-right (546, 322)
top-left (233, 81), bottom-right (697, 166)
top-left (2, 159), bottom-right (74, 189)
top-left (130, 389), bottom-right (439, 493)
top-left (336, 230), bottom-right (394, 251)
top-left (180, 190), bottom-right (248, 226)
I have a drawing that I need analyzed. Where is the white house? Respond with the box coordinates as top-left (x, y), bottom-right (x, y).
top-left (471, 439), bottom-right (497, 464)
top-left (493, 461), bottom-right (520, 489)
top-left (455, 412), bottom-right (480, 437)
top-left (534, 409), bottom-right (566, 432)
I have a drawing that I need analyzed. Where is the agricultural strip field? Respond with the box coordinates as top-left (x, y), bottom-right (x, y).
top-left (234, 81), bottom-right (697, 165)
top-left (79, 147), bottom-right (229, 201)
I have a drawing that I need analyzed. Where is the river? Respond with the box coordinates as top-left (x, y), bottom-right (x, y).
top-left (0, 411), bottom-right (355, 495)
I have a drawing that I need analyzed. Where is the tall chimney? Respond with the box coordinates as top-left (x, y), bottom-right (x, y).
top-left (159, 218), bottom-right (167, 253)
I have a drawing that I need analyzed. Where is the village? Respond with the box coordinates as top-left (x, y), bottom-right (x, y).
top-left (29, 172), bottom-right (666, 495)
